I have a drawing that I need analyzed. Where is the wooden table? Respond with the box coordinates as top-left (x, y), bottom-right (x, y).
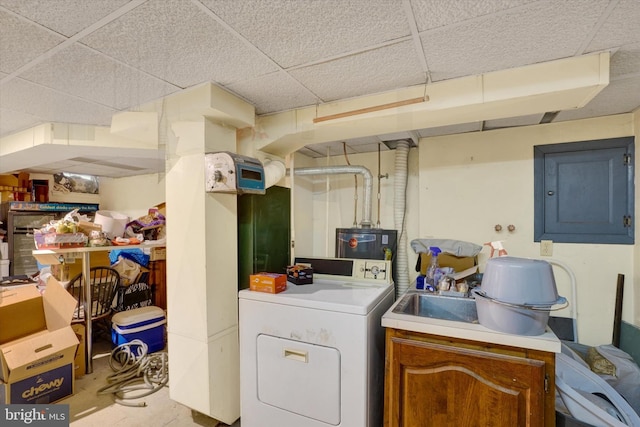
top-left (33, 243), bottom-right (164, 373)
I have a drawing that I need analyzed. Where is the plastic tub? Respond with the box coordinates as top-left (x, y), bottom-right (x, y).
top-left (94, 211), bottom-right (129, 240)
top-left (481, 256), bottom-right (559, 304)
top-left (472, 288), bottom-right (559, 335)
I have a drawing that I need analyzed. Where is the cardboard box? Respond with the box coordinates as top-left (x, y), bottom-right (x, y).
top-left (250, 273), bottom-right (287, 294)
top-left (49, 251), bottom-right (111, 282)
top-left (71, 323), bottom-right (85, 379)
top-left (0, 286), bottom-right (46, 344)
top-left (0, 278), bottom-right (79, 403)
top-left (0, 363), bottom-right (73, 404)
top-left (149, 246), bottom-right (166, 261)
top-left (286, 265), bottom-right (313, 285)
top-left (419, 253), bottom-right (477, 275)
top-left (78, 220), bottom-right (102, 237)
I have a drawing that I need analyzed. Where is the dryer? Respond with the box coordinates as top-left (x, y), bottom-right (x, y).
top-left (239, 257), bottom-right (394, 427)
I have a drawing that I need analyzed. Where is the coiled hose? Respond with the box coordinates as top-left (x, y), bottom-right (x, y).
top-left (96, 339), bottom-right (169, 407)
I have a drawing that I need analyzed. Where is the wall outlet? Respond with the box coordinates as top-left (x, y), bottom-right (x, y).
top-left (540, 240), bottom-right (553, 257)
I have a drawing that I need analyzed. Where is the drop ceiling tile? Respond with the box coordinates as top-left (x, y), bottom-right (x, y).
top-left (226, 72), bottom-right (318, 115)
top-left (80, 0), bottom-right (278, 88)
top-left (0, 9), bottom-right (64, 73)
top-left (0, 107), bottom-right (41, 138)
top-left (555, 76), bottom-right (640, 122)
top-left (289, 41), bottom-right (425, 102)
top-left (421, 0), bottom-right (610, 81)
top-left (20, 44), bottom-right (180, 110)
top-left (609, 43), bottom-right (640, 79)
top-left (2, 77), bottom-right (116, 126)
top-left (296, 146), bottom-right (322, 158)
top-left (409, 0), bottom-right (538, 31)
top-left (305, 140), bottom-right (356, 158)
top-left (585, 0), bottom-right (640, 53)
top-left (484, 114), bottom-right (544, 129)
top-left (201, 0), bottom-right (410, 68)
top-left (417, 122), bottom-right (482, 138)
top-left (348, 142), bottom-right (386, 154)
top-left (0, 0), bottom-right (131, 37)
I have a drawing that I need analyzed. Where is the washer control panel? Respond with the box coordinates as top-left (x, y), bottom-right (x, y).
top-left (356, 259), bottom-right (392, 282)
top-left (293, 257), bottom-right (393, 284)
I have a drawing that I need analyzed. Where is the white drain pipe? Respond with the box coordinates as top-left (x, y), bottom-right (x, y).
top-left (394, 140), bottom-right (410, 297)
top-left (292, 166), bottom-right (373, 228)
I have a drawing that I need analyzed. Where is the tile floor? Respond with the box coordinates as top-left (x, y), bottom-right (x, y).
top-left (62, 337), bottom-right (241, 427)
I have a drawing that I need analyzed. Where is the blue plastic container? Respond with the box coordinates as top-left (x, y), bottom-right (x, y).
top-left (111, 306), bottom-right (166, 353)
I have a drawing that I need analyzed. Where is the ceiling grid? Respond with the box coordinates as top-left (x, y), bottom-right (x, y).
top-left (0, 0), bottom-right (638, 173)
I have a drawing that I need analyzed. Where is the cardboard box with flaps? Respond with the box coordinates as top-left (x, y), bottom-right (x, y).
top-left (0, 278), bottom-right (79, 403)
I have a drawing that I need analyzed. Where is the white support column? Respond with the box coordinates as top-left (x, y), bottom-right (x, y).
top-left (166, 117), bottom-right (240, 425)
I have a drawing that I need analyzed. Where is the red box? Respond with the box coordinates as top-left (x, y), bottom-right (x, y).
top-left (250, 273), bottom-right (287, 294)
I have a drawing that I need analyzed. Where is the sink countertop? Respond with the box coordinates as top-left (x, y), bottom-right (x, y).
top-left (381, 292), bottom-right (561, 354)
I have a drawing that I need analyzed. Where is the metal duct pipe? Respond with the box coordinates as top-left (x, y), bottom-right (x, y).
top-left (394, 140), bottom-right (410, 297)
top-left (293, 166), bottom-right (373, 228)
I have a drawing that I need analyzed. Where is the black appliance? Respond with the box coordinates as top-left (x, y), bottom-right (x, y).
top-left (335, 227), bottom-right (398, 282)
top-left (2, 202), bottom-right (99, 276)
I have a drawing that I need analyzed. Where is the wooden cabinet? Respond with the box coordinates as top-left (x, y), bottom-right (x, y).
top-left (384, 328), bottom-right (555, 427)
top-left (149, 259), bottom-right (166, 310)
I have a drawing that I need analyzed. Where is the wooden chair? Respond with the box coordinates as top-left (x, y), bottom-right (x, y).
top-left (67, 266), bottom-right (121, 337)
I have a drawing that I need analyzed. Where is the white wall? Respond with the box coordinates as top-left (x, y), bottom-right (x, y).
top-left (292, 147), bottom-right (421, 283)
top-left (99, 173), bottom-right (166, 219)
top-left (419, 114), bottom-right (636, 346)
top-left (296, 114), bottom-right (637, 345)
top-left (97, 112), bottom-right (638, 347)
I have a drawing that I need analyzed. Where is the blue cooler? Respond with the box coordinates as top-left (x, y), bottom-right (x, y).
top-left (111, 306), bottom-right (166, 353)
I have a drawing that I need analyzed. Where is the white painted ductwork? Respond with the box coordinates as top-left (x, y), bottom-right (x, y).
top-left (293, 166), bottom-right (373, 228)
top-left (263, 159), bottom-right (287, 188)
top-left (247, 53), bottom-right (610, 158)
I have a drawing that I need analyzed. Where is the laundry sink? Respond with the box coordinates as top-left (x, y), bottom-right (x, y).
top-left (392, 291), bottom-right (478, 323)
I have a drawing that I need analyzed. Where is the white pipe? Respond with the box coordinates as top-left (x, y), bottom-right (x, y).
top-left (288, 155), bottom-right (295, 264)
top-left (548, 258), bottom-right (579, 342)
top-left (263, 159), bottom-right (286, 188)
top-left (292, 165), bottom-right (373, 228)
top-left (394, 140), bottom-right (410, 298)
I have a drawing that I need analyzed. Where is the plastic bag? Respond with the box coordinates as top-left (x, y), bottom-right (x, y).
top-left (592, 345), bottom-right (640, 417)
top-left (112, 256), bottom-right (141, 286)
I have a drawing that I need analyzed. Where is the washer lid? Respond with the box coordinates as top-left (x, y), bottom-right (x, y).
top-left (239, 279), bottom-right (394, 315)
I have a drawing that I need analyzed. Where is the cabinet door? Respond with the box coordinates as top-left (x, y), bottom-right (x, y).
top-left (385, 337), bottom-right (546, 427)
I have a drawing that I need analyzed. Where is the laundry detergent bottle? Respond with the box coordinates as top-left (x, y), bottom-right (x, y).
top-left (425, 246), bottom-right (442, 291)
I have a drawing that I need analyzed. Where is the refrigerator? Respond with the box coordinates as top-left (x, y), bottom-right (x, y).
top-left (7, 210), bottom-right (57, 276)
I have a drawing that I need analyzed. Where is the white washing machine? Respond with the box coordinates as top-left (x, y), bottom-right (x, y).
top-left (239, 257), bottom-right (395, 427)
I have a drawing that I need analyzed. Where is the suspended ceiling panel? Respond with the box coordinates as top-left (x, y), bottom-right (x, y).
top-left (0, 0), bottom-right (639, 177)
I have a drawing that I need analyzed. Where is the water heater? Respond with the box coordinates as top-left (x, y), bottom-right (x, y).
top-left (336, 228), bottom-right (397, 282)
